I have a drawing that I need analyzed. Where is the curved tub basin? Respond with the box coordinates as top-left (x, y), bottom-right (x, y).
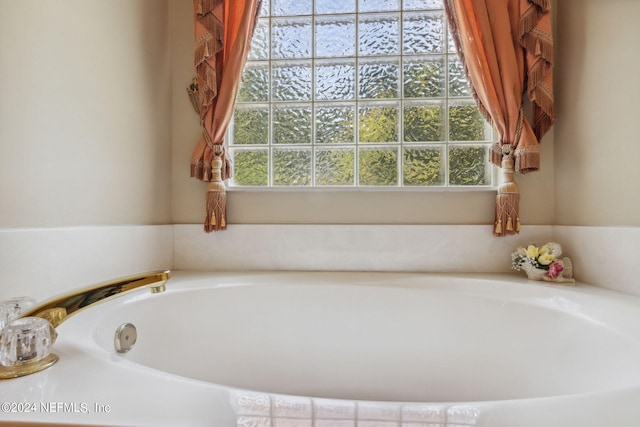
top-left (4, 271), bottom-right (640, 426)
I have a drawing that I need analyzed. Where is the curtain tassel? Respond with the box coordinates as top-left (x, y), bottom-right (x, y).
top-left (204, 149), bottom-right (227, 232)
top-left (494, 156), bottom-right (520, 236)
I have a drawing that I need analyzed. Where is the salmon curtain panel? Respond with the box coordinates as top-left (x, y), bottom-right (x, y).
top-left (191, 0), bottom-right (262, 232)
top-left (445, 0), bottom-right (556, 236)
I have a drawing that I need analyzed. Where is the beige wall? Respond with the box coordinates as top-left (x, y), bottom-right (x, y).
top-left (0, 0), bottom-right (171, 227)
top-left (170, 1), bottom-right (555, 226)
top-left (554, 0), bottom-right (640, 226)
top-left (7, 1), bottom-right (629, 229)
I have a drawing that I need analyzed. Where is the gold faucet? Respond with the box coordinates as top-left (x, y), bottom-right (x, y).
top-left (0, 270), bottom-right (170, 379)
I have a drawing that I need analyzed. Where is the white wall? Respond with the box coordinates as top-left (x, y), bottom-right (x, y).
top-left (0, 0), bottom-right (172, 227)
top-left (554, 0), bottom-right (640, 226)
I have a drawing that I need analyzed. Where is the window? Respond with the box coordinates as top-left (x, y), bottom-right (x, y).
top-left (229, 0), bottom-right (495, 188)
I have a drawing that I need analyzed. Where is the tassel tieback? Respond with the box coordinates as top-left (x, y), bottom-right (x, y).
top-left (204, 147), bottom-right (227, 232)
top-left (494, 156), bottom-right (521, 236)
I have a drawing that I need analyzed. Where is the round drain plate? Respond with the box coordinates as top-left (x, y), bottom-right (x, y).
top-left (114, 323), bottom-right (137, 353)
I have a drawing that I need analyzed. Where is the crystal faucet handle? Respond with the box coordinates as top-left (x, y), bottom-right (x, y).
top-left (0, 297), bottom-right (37, 330)
top-left (0, 317), bottom-right (58, 368)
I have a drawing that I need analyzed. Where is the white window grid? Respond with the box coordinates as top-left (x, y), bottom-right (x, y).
top-left (228, 0), bottom-right (496, 189)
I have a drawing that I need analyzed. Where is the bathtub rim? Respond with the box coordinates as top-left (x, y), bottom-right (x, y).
top-left (3, 270), bottom-right (640, 427)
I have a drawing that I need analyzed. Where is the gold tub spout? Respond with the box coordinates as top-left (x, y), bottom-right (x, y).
top-left (0, 270), bottom-right (170, 379)
top-left (21, 270), bottom-right (171, 328)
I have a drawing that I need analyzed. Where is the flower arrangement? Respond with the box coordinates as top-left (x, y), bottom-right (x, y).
top-left (511, 242), bottom-right (575, 283)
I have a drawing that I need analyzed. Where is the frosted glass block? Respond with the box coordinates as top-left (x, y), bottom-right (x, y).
top-left (238, 63), bottom-right (269, 102)
top-left (403, 146), bottom-right (444, 185)
top-left (448, 29), bottom-right (458, 53)
top-left (272, 17), bottom-right (312, 59)
top-left (315, 15), bottom-right (356, 58)
top-left (449, 145), bottom-right (491, 185)
top-left (313, 399), bottom-right (356, 419)
top-left (403, 12), bottom-right (445, 54)
top-left (401, 403), bottom-right (447, 422)
top-left (358, 147), bottom-right (398, 186)
top-left (403, 102), bottom-right (444, 142)
top-left (316, 104), bottom-right (355, 144)
top-left (315, 59), bottom-right (356, 100)
top-left (273, 395), bottom-right (313, 418)
top-left (248, 19), bottom-right (269, 60)
top-left (404, 0), bottom-right (444, 10)
top-left (449, 101), bottom-right (489, 141)
top-left (357, 402), bottom-right (400, 421)
top-left (273, 0), bottom-right (311, 16)
top-left (448, 57), bottom-right (472, 97)
top-left (232, 107), bottom-right (269, 145)
top-left (359, 103), bottom-right (399, 143)
top-left (359, 0), bottom-right (399, 12)
top-left (316, 0), bottom-right (355, 14)
top-left (273, 419), bottom-right (313, 427)
top-left (403, 56), bottom-right (445, 98)
top-left (230, 149), bottom-right (269, 186)
top-left (230, 391), bottom-right (272, 416)
top-left (273, 105), bottom-right (312, 144)
top-left (316, 148), bottom-right (355, 185)
top-left (273, 61), bottom-right (312, 101)
top-left (237, 416), bottom-right (271, 427)
top-left (358, 58), bottom-right (399, 99)
top-left (273, 148), bottom-right (312, 186)
top-left (358, 13), bottom-right (400, 56)
top-left (259, 0), bottom-right (270, 16)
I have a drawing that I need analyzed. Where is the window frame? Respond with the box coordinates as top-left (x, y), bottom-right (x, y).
top-left (227, 0), bottom-right (498, 191)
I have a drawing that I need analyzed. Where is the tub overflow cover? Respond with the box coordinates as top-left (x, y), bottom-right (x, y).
top-left (114, 323), bottom-right (137, 353)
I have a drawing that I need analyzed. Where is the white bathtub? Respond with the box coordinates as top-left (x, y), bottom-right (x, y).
top-left (3, 270), bottom-right (640, 427)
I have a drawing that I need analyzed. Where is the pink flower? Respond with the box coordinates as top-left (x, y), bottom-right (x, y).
top-left (547, 260), bottom-right (564, 279)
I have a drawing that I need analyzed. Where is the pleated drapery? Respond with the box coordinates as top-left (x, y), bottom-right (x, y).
top-left (445, 0), bottom-right (556, 236)
top-left (190, 0), bottom-right (262, 232)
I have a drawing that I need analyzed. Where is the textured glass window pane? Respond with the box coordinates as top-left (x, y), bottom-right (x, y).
top-left (273, 148), bottom-right (312, 185)
top-left (315, 16), bottom-right (356, 58)
top-left (449, 101), bottom-right (488, 141)
top-left (232, 107), bottom-right (269, 144)
top-left (273, 105), bottom-right (312, 144)
top-left (449, 145), bottom-right (491, 185)
top-left (233, 0), bottom-right (495, 189)
top-left (359, 0), bottom-right (399, 12)
top-left (359, 104), bottom-right (399, 143)
top-left (448, 29), bottom-right (457, 53)
top-left (273, 0), bottom-right (311, 16)
top-left (359, 14), bottom-right (400, 56)
top-left (403, 146), bottom-right (444, 185)
top-left (403, 57), bottom-right (444, 98)
top-left (403, 12), bottom-right (445, 54)
top-left (316, 0), bottom-right (355, 14)
top-left (404, 0), bottom-right (444, 10)
top-left (248, 19), bottom-right (269, 60)
top-left (403, 102), bottom-right (444, 142)
top-left (359, 147), bottom-right (398, 185)
top-left (359, 58), bottom-right (399, 99)
top-left (316, 148), bottom-right (355, 185)
top-left (273, 61), bottom-right (312, 101)
top-left (449, 58), bottom-right (472, 97)
top-left (316, 105), bottom-right (355, 144)
top-left (230, 149), bottom-right (269, 186)
top-left (315, 59), bottom-right (356, 100)
top-left (260, 0), bottom-right (270, 16)
top-left (237, 63), bottom-right (269, 102)
top-left (272, 18), bottom-right (312, 59)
